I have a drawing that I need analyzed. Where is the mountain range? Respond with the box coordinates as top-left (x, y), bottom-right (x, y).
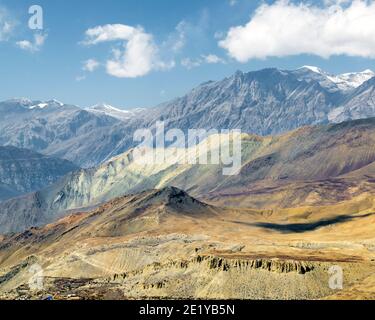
top-left (2, 66), bottom-right (375, 299)
top-left (0, 99), bottom-right (134, 167)
top-left (0, 66), bottom-right (375, 234)
top-left (0, 66), bottom-right (374, 169)
top-left (2, 116), bottom-right (375, 234)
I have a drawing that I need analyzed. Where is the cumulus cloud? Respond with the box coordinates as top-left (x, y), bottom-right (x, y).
top-left (83, 24), bottom-right (174, 78)
top-left (82, 58), bottom-right (100, 72)
top-left (219, 0), bottom-right (375, 62)
top-left (16, 33), bottom-right (47, 52)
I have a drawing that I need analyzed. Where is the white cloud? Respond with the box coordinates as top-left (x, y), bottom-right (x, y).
top-left (323, 0), bottom-right (351, 5)
top-left (106, 32), bottom-right (157, 78)
top-left (229, 0), bottom-right (238, 6)
top-left (0, 7), bottom-right (15, 41)
top-left (16, 33), bottom-right (47, 52)
top-left (219, 0), bottom-right (375, 62)
top-left (164, 21), bottom-right (188, 53)
top-left (181, 54), bottom-right (225, 69)
top-left (204, 54), bottom-right (225, 64)
top-left (83, 24), bottom-right (174, 78)
top-left (82, 59), bottom-right (100, 72)
top-left (181, 58), bottom-right (202, 69)
top-left (16, 40), bottom-right (33, 51)
top-left (83, 24), bottom-right (138, 45)
top-left (163, 12), bottom-right (211, 57)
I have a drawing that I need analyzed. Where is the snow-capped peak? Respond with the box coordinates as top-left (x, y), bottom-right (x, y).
top-left (298, 66), bottom-right (375, 91)
top-left (28, 99), bottom-right (64, 110)
top-left (47, 99), bottom-right (64, 106)
top-left (299, 65), bottom-right (326, 74)
top-left (327, 69), bottom-right (375, 90)
top-left (29, 103), bottom-right (48, 110)
top-left (88, 103), bottom-right (130, 113)
top-left (362, 69), bottom-right (374, 74)
top-left (7, 98), bottom-right (34, 106)
top-left (5, 98), bottom-right (65, 109)
top-left (85, 103), bottom-right (141, 121)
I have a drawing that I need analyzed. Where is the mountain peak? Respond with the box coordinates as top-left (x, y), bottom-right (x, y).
top-left (360, 69), bottom-right (374, 74)
top-left (88, 103), bottom-right (124, 112)
top-left (296, 66), bottom-right (374, 90)
top-left (330, 69), bottom-right (375, 90)
top-left (28, 99), bottom-right (65, 110)
top-left (154, 186), bottom-right (193, 201)
top-left (234, 70), bottom-right (244, 76)
top-left (2, 98), bottom-right (66, 110)
top-left (6, 98), bottom-right (34, 106)
top-left (137, 187), bottom-right (209, 213)
top-left (47, 99), bottom-right (64, 106)
top-left (85, 103), bottom-right (143, 122)
top-left (299, 65), bottom-right (325, 74)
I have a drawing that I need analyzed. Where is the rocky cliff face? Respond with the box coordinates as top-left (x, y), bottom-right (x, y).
top-left (142, 68), bottom-right (339, 136)
top-left (329, 77), bottom-right (375, 123)
top-left (96, 67), bottom-right (375, 159)
top-left (0, 146), bottom-right (78, 202)
top-left (151, 255), bottom-right (315, 275)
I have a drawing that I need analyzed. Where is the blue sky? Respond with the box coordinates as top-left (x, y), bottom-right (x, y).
top-left (0, 0), bottom-right (374, 109)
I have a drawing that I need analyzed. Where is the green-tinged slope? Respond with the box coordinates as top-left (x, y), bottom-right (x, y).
top-left (2, 118), bottom-right (375, 233)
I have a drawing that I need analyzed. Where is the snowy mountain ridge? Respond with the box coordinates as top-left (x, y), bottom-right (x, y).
top-left (299, 66), bottom-right (375, 91)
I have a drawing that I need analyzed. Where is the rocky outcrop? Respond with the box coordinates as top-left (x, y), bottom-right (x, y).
top-left (110, 255), bottom-right (315, 282)
top-left (202, 256), bottom-right (314, 274)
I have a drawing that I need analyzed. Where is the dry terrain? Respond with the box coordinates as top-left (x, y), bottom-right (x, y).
top-left (0, 187), bottom-right (375, 300)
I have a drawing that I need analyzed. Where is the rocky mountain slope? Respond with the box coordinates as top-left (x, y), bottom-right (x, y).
top-left (137, 66), bottom-right (375, 137)
top-left (2, 117), bottom-right (375, 234)
top-left (0, 146), bottom-right (78, 202)
top-left (140, 68), bottom-right (339, 136)
top-left (329, 77), bottom-right (375, 123)
top-left (0, 99), bottom-right (137, 168)
top-left (2, 66), bottom-right (375, 300)
top-left (0, 187), bottom-right (375, 300)
top-left (1, 67), bottom-right (375, 168)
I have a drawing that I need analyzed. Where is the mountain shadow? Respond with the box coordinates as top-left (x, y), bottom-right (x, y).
top-left (240, 212), bottom-right (375, 233)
